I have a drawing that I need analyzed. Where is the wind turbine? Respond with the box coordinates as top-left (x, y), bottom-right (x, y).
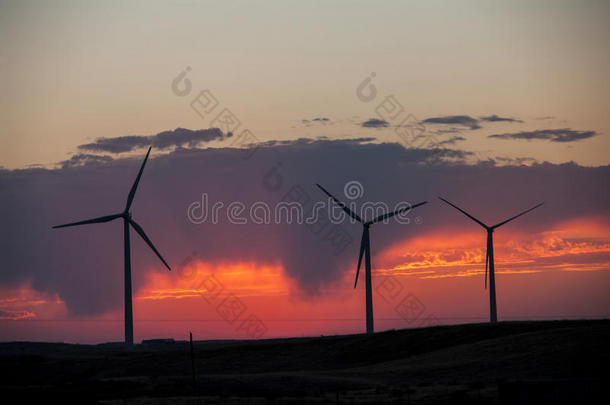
top-left (317, 184), bottom-right (427, 334)
top-left (438, 197), bottom-right (543, 323)
top-left (53, 147), bottom-right (170, 345)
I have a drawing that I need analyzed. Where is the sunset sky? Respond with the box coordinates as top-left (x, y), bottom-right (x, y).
top-left (1, 0), bottom-right (609, 343)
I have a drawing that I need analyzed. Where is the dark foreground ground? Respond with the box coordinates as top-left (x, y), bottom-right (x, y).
top-left (1, 320), bottom-right (608, 404)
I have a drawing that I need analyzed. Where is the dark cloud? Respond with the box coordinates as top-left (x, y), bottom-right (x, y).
top-left (78, 127), bottom-right (229, 153)
top-left (301, 117), bottom-right (332, 127)
top-left (480, 114), bottom-right (523, 123)
top-left (422, 115), bottom-right (481, 130)
top-left (258, 137), bottom-right (375, 148)
top-left (60, 153), bottom-right (113, 169)
top-left (435, 127), bottom-right (462, 134)
top-left (361, 118), bottom-right (389, 128)
top-left (431, 136), bottom-right (466, 146)
top-left (79, 135), bottom-right (149, 153)
top-left (494, 156), bottom-right (538, 166)
top-left (488, 128), bottom-right (598, 143)
top-left (1, 137), bottom-right (608, 317)
top-left (153, 127), bottom-right (228, 149)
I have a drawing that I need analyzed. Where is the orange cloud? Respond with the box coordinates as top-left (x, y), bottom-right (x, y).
top-left (0, 284), bottom-right (66, 321)
top-left (137, 260), bottom-right (292, 302)
top-left (376, 216), bottom-right (610, 279)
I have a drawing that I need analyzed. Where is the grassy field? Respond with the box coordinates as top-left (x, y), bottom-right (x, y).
top-left (1, 320), bottom-right (608, 404)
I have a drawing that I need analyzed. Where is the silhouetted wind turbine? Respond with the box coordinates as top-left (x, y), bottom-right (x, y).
top-left (438, 197), bottom-right (543, 323)
top-left (53, 147), bottom-right (170, 345)
top-left (317, 184), bottom-right (427, 334)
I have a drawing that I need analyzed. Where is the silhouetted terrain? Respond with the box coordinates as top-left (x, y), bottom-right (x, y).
top-left (1, 320), bottom-right (608, 404)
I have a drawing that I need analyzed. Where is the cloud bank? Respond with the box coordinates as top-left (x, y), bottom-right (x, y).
top-left (1, 135), bottom-right (608, 318)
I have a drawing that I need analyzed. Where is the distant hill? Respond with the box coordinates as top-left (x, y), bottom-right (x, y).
top-left (1, 320), bottom-right (608, 404)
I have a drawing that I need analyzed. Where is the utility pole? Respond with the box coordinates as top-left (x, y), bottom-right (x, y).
top-left (189, 331), bottom-right (196, 390)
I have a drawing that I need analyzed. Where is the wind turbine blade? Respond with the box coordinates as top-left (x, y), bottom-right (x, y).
top-left (52, 213), bottom-right (122, 229)
top-left (125, 147), bottom-right (152, 211)
top-left (491, 202), bottom-right (544, 229)
top-left (354, 230), bottom-right (366, 288)
top-left (438, 197), bottom-right (488, 229)
top-left (366, 201), bottom-right (427, 225)
top-left (129, 218), bottom-right (171, 270)
top-left (316, 184), bottom-right (363, 223)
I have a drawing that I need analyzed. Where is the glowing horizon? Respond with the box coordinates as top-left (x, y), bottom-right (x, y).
top-left (2, 214), bottom-right (608, 343)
